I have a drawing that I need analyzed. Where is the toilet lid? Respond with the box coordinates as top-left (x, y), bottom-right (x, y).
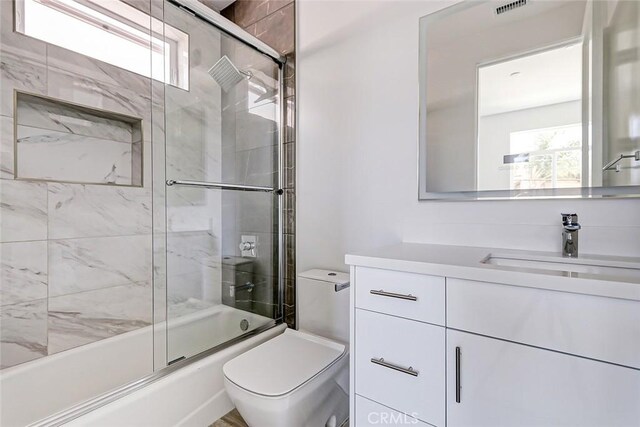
top-left (223, 328), bottom-right (346, 397)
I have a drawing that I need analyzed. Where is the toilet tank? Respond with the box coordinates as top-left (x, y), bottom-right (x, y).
top-left (298, 269), bottom-right (350, 344)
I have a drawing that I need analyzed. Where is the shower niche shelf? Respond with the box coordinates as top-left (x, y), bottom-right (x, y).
top-left (14, 91), bottom-right (143, 187)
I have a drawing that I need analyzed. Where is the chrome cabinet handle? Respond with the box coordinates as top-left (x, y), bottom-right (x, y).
top-left (370, 357), bottom-right (419, 377)
top-left (455, 347), bottom-right (462, 403)
top-left (370, 289), bottom-right (417, 301)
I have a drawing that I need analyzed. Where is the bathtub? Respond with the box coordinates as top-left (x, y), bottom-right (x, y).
top-left (167, 304), bottom-right (274, 363)
top-left (0, 304), bottom-right (283, 426)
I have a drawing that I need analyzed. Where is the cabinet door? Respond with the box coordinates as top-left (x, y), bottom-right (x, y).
top-left (447, 330), bottom-right (640, 427)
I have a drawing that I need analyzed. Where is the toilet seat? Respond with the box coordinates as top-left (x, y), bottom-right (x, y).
top-left (223, 329), bottom-right (347, 397)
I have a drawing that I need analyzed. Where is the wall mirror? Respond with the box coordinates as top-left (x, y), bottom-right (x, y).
top-left (418, 0), bottom-right (640, 200)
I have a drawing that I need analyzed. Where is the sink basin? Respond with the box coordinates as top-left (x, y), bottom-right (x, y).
top-left (482, 254), bottom-right (640, 281)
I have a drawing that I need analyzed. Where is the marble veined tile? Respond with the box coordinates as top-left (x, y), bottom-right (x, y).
top-left (0, 241), bottom-right (47, 306)
top-left (46, 45), bottom-right (151, 97)
top-left (235, 110), bottom-right (278, 152)
top-left (0, 180), bottom-right (47, 243)
top-left (166, 136), bottom-right (222, 184)
top-left (48, 281), bottom-right (152, 355)
top-left (166, 186), bottom-right (222, 230)
top-left (0, 299), bottom-right (48, 369)
top-left (47, 68), bottom-right (150, 121)
top-left (16, 94), bottom-right (137, 144)
top-left (167, 230), bottom-right (221, 274)
top-left (48, 235), bottom-right (152, 297)
top-left (165, 97), bottom-right (222, 183)
top-left (235, 145), bottom-right (278, 188)
top-left (0, 115), bottom-right (14, 178)
top-left (0, 50), bottom-right (47, 117)
top-left (167, 230), bottom-right (222, 304)
top-left (48, 183), bottom-right (151, 239)
top-left (16, 125), bottom-right (134, 185)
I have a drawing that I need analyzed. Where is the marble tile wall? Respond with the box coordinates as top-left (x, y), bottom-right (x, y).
top-left (15, 93), bottom-right (143, 186)
top-left (220, 0), bottom-right (296, 326)
top-left (0, 0), bottom-right (293, 372)
top-left (0, 0), bottom-right (154, 370)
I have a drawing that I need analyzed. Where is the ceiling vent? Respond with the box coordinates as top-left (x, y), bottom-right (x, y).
top-left (495, 0), bottom-right (527, 15)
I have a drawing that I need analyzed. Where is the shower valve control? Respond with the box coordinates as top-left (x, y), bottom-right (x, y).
top-left (240, 235), bottom-right (257, 258)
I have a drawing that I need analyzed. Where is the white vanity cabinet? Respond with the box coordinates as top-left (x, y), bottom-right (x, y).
top-left (347, 244), bottom-right (640, 427)
top-left (352, 267), bottom-right (446, 427)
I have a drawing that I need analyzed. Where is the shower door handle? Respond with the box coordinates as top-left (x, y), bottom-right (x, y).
top-left (166, 179), bottom-right (281, 193)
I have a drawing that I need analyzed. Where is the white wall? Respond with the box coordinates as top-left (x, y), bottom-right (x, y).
top-left (296, 0), bottom-right (640, 274)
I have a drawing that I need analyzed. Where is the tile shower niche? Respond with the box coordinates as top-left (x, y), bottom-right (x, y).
top-left (14, 92), bottom-right (143, 186)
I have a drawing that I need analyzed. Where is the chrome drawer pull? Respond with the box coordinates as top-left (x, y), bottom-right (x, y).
top-left (370, 289), bottom-right (418, 301)
top-left (370, 357), bottom-right (419, 377)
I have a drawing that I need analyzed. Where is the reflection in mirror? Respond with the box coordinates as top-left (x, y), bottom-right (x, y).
top-left (603, 0), bottom-right (640, 187)
top-left (419, 0), bottom-right (640, 199)
top-left (477, 41), bottom-right (584, 191)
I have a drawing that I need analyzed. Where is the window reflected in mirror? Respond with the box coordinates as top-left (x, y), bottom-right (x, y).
top-left (477, 42), bottom-right (584, 191)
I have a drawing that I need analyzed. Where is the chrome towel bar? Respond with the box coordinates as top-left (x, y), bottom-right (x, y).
top-left (371, 357), bottom-right (419, 377)
top-left (166, 179), bottom-right (282, 194)
top-left (603, 150), bottom-right (640, 172)
top-left (370, 289), bottom-right (418, 301)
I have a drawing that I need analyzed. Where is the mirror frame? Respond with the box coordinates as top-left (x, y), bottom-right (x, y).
top-left (418, 0), bottom-right (640, 201)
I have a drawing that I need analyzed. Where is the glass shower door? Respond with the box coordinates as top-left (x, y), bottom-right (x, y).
top-left (162, 2), bottom-right (281, 364)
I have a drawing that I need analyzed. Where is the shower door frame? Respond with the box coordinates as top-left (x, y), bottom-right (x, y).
top-left (31, 1), bottom-right (287, 425)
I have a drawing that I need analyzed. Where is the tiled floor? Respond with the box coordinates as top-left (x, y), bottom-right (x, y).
top-left (210, 409), bottom-right (248, 427)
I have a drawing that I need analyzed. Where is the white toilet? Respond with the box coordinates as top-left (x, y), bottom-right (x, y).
top-left (223, 269), bottom-right (350, 427)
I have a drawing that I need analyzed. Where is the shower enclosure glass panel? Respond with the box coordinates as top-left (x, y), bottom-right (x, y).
top-left (1, 0), bottom-right (156, 423)
top-left (1, 0), bottom-right (282, 423)
top-left (162, 3), bottom-right (281, 364)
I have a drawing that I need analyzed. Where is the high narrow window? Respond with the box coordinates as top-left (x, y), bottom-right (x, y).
top-left (15, 0), bottom-right (189, 90)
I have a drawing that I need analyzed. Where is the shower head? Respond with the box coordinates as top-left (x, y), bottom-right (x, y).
top-left (208, 55), bottom-right (251, 93)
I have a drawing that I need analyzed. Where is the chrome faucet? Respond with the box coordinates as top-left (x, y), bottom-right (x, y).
top-left (561, 213), bottom-right (581, 257)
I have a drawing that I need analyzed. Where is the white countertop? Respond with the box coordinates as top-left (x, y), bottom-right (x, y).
top-left (345, 243), bottom-right (640, 302)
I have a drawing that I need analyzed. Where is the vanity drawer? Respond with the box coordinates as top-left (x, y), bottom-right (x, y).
top-left (447, 278), bottom-right (640, 369)
top-left (355, 395), bottom-right (431, 427)
top-left (355, 308), bottom-right (445, 426)
top-left (355, 267), bottom-right (445, 325)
